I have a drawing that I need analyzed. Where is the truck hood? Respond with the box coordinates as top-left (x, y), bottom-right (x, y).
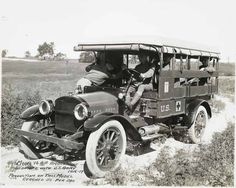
top-left (75, 91), bottom-right (119, 115)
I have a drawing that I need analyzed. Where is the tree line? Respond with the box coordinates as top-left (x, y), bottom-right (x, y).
top-left (2, 42), bottom-right (66, 60)
top-left (2, 42), bottom-right (103, 62)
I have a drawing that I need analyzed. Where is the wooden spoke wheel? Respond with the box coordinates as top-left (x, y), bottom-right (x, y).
top-left (85, 120), bottom-right (126, 178)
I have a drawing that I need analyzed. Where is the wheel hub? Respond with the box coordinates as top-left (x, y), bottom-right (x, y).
top-left (96, 128), bottom-right (122, 169)
top-left (195, 111), bottom-right (206, 138)
top-left (103, 142), bottom-right (113, 156)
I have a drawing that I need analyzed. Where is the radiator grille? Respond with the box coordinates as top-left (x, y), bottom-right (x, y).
top-left (55, 97), bottom-right (82, 133)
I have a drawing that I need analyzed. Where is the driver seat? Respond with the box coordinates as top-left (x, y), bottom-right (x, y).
top-left (141, 63), bottom-right (159, 99)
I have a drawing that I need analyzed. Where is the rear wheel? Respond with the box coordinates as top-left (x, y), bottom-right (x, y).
top-left (85, 120), bottom-right (126, 178)
top-left (188, 105), bottom-right (208, 144)
top-left (20, 120), bottom-right (56, 159)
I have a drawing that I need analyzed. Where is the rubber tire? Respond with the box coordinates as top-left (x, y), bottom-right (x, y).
top-left (20, 121), bottom-right (53, 159)
top-left (188, 105), bottom-right (208, 144)
top-left (83, 162), bottom-right (94, 178)
top-left (85, 120), bottom-right (126, 178)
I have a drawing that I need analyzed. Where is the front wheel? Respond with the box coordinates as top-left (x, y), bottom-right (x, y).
top-left (20, 120), bottom-right (55, 159)
top-left (85, 120), bottom-right (126, 178)
top-left (188, 105), bottom-right (208, 144)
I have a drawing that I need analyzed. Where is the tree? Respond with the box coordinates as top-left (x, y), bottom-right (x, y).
top-left (25, 51), bottom-right (31, 58)
top-left (37, 42), bottom-right (55, 57)
top-left (79, 51), bottom-right (95, 63)
top-left (2, 49), bottom-right (7, 57)
top-left (54, 52), bottom-right (66, 60)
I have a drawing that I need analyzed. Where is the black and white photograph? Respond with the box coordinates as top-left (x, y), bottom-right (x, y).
top-left (1, 0), bottom-right (235, 186)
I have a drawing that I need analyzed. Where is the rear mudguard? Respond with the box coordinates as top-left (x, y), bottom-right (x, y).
top-left (84, 112), bottom-right (142, 141)
top-left (20, 105), bottom-right (44, 121)
top-left (184, 99), bottom-right (212, 127)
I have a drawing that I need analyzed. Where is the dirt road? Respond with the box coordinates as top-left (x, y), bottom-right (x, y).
top-left (1, 95), bottom-right (235, 185)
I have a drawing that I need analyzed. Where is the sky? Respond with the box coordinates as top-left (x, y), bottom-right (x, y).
top-left (0, 0), bottom-right (236, 61)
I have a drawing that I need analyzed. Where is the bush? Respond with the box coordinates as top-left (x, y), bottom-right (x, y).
top-left (193, 122), bottom-right (234, 186)
top-left (104, 168), bottom-right (130, 185)
top-left (212, 98), bottom-right (226, 113)
top-left (103, 123), bottom-right (234, 186)
top-left (137, 147), bottom-right (197, 186)
top-left (155, 123), bottom-right (234, 186)
top-left (1, 84), bottom-right (41, 146)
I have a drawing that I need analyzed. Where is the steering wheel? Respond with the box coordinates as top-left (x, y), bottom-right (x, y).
top-left (126, 68), bottom-right (143, 82)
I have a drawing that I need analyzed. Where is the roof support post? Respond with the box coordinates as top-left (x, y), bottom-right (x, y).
top-left (216, 58), bottom-right (219, 93)
top-left (180, 54), bottom-right (183, 72)
top-left (186, 55), bottom-right (190, 70)
top-left (160, 47), bottom-right (163, 71)
top-left (197, 56), bottom-right (200, 69)
top-left (172, 50), bottom-right (176, 70)
top-left (213, 58), bottom-right (215, 68)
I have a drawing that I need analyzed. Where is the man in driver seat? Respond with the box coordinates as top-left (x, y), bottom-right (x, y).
top-left (76, 51), bottom-right (123, 93)
top-left (125, 53), bottom-right (155, 112)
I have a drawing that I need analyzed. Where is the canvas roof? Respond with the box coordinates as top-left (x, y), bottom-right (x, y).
top-left (74, 35), bottom-right (220, 57)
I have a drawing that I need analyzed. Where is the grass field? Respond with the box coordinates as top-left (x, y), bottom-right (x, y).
top-left (219, 63), bottom-right (235, 76)
top-left (2, 59), bottom-right (88, 100)
top-left (2, 59), bottom-right (235, 99)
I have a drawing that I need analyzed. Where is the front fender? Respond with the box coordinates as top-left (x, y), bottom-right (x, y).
top-left (84, 113), bottom-right (142, 141)
top-left (184, 99), bottom-right (212, 127)
top-left (20, 105), bottom-right (43, 120)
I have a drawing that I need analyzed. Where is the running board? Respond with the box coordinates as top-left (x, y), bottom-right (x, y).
top-left (15, 129), bottom-right (84, 151)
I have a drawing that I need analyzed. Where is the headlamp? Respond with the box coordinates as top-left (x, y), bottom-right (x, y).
top-left (74, 103), bottom-right (89, 120)
top-left (39, 100), bottom-right (54, 115)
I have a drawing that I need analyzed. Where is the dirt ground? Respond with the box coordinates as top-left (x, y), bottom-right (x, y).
top-left (1, 95), bottom-right (234, 185)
